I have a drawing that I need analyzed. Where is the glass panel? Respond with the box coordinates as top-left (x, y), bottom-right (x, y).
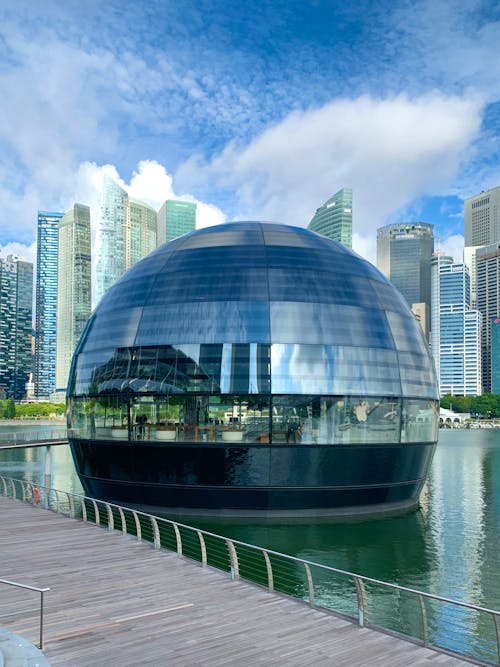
top-left (270, 302), bottom-right (393, 347)
top-left (135, 302), bottom-right (271, 345)
top-left (271, 344), bottom-right (402, 396)
top-left (272, 396), bottom-right (400, 444)
top-left (401, 399), bottom-right (439, 442)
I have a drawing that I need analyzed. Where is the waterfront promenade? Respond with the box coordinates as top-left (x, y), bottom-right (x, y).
top-left (0, 497), bottom-right (473, 666)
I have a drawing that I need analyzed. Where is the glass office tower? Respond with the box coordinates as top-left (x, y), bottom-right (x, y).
top-left (55, 204), bottom-right (92, 396)
top-left (68, 222), bottom-right (438, 516)
top-left (476, 243), bottom-right (500, 393)
top-left (35, 211), bottom-right (63, 398)
top-left (157, 199), bottom-right (196, 245)
top-left (0, 255), bottom-right (33, 399)
top-left (307, 188), bottom-right (352, 248)
top-left (95, 177), bottom-right (157, 305)
top-left (431, 254), bottom-right (482, 396)
top-left (492, 319), bottom-right (500, 394)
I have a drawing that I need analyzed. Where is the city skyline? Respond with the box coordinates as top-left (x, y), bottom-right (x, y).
top-left (1, 1), bottom-right (499, 268)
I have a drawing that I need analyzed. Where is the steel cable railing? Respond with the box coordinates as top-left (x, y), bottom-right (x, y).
top-left (1, 474), bottom-right (499, 666)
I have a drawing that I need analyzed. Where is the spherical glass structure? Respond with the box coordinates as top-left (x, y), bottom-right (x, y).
top-left (68, 222), bottom-right (439, 516)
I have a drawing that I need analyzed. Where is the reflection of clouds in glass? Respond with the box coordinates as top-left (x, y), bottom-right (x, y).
top-left (271, 344), bottom-right (403, 396)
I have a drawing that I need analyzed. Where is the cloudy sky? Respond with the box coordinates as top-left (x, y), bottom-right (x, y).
top-left (1, 0), bottom-right (499, 265)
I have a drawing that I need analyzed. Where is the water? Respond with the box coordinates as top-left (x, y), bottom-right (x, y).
top-left (1, 428), bottom-right (499, 658)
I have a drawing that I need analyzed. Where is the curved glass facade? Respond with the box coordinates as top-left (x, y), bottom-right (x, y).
top-left (67, 222), bottom-right (439, 514)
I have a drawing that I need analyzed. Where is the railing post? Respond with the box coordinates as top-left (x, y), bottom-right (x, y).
top-left (0, 476), bottom-right (7, 495)
top-left (39, 589), bottom-right (45, 650)
top-left (133, 511), bottom-right (142, 542)
top-left (92, 499), bottom-right (100, 525)
top-left (106, 504), bottom-right (114, 532)
top-left (173, 523), bottom-right (182, 556)
top-left (118, 506), bottom-right (127, 535)
top-left (262, 550), bottom-right (274, 592)
top-left (353, 576), bottom-right (367, 627)
top-left (492, 611), bottom-right (500, 666)
top-left (9, 477), bottom-right (16, 499)
top-left (67, 492), bottom-right (74, 518)
top-left (227, 540), bottom-right (239, 580)
top-left (21, 481), bottom-right (27, 502)
top-left (304, 563), bottom-right (315, 607)
top-left (151, 516), bottom-right (160, 548)
top-left (197, 530), bottom-right (207, 566)
top-left (81, 498), bottom-right (87, 522)
top-left (418, 593), bottom-right (428, 646)
top-left (54, 489), bottom-right (60, 513)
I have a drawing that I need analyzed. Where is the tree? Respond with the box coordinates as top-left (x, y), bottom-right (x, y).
top-left (5, 398), bottom-right (15, 418)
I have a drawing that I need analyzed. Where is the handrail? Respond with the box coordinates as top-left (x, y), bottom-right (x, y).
top-left (0, 429), bottom-right (67, 445)
top-left (0, 578), bottom-right (50, 649)
top-left (0, 474), bottom-right (498, 666)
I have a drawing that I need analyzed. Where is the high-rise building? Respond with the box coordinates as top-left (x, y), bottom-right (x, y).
top-left (464, 185), bottom-right (500, 247)
top-left (127, 198), bottom-right (157, 267)
top-left (377, 222), bottom-right (434, 339)
top-left (431, 254), bottom-right (482, 396)
top-left (157, 199), bottom-right (196, 245)
top-left (492, 318), bottom-right (500, 394)
top-left (463, 245), bottom-right (485, 309)
top-left (476, 243), bottom-right (500, 393)
top-left (34, 211), bottom-right (63, 398)
top-left (55, 204), bottom-right (92, 396)
top-left (0, 255), bottom-right (33, 399)
top-left (95, 177), bottom-right (157, 304)
top-left (307, 188), bottom-right (352, 248)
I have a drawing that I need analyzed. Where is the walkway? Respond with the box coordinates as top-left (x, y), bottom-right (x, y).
top-left (0, 497), bottom-right (473, 666)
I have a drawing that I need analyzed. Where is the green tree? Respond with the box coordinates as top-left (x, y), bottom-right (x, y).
top-left (5, 398), bottom-right (15, 418)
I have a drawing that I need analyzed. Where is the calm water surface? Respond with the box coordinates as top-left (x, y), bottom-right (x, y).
top-left (1, 428), bottom-right (499, 612)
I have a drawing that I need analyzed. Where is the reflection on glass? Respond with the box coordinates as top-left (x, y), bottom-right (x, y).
top-left (68, 393), bottom-right (437, 445)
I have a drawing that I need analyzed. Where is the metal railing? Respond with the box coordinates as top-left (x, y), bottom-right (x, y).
top-left (0, 429), bottom-right (67, 445)
top-left (1, 474), bottom-right (499, 666)
top-left (0, 578), bottom-right (50, 649)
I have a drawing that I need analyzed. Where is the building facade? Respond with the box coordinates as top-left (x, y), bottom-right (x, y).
top-left (34, 211), bottom-right (63, 399)
top-left (476, 243), bottom-right (500, 393)
top-left (307, 188), bottom-right (352, 248)
top-left (492, 319), bottom-right (500, 394)
top-left (0, 255), bottom-right (33, 399)
top-left (55, 204), bottom-right (92, 396)
top-left (431, 254), bottom-right (482, 396)
top-left (376, 223), bottom-right (434, 340)
top-left (464, 186), bottom-right (500, 247)
top-left (95, 177), bottom-right (157, 305)
top-left (157, 199), bottom-right (196, 245)
top-left (127, 198), bottom-right (157, 267)
top-left (67, 222), bottom-right (438, 517)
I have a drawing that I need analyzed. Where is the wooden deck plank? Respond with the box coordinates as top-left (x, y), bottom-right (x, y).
top-left (0, 496), bottom-right (474, 666)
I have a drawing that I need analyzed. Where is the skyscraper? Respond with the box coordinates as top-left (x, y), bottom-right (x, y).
top-left (492, 318), bottom-right (500, 394)
top-left (307, 188), bottom-right (352, 248)
top-left (34, 211), bottom-right (63, 399)
top-left (377, 222), bottom-right (434, 339)
top-left (476, 243), bottom-right (500, 393)
top-left (157, 199), bottom-right (196, 245)
top-left (55, 204), bottom-right (92, 396)
top-left (127, 198), bottom-right (157, 267)
top-left (95, 177), bottom-right (157, 304)
top-left (431, 254), bottom-right (482, 396)
top-left (0, 255), bottom-right (33, 399)
top-left (464, 185), bottom-right (500, 247)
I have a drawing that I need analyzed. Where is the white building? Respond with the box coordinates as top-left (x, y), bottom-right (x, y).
top-left (464, 186), bottom-right (500, 247)
top-left (55, 204), bottom-right (91, 396)
top-left (431, 253), bottom-right (482, 396)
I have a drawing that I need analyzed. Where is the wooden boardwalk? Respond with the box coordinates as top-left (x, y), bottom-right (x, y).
top-left (0, 497), bottom-right (473, 667)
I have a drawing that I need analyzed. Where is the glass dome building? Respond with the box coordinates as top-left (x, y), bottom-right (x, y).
top-left (67, 222), bottom-right (439, 516)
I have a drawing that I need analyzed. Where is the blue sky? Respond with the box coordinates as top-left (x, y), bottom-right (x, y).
top-left (1, 0), bottom-right (499, 264)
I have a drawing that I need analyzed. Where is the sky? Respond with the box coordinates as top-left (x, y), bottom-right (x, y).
top-left (1, 0), bottom-right (500, 266)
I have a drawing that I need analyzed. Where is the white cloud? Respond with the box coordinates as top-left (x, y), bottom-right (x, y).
top-left (0, 241), bottom-right (37, 265)
top-left (178, 92), bottom-right (483, 261)
top-left (440, 234), bottom-right (465, 263)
